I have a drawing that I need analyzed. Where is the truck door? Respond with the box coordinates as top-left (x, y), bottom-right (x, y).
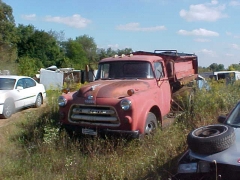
top-left (154, 61), bottom-right (171, 116)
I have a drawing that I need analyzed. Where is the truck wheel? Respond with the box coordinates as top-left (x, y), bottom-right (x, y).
top-left (144, 112), bottom-right (158, 135)
top-left (35, 94), bottom-right (42, 108)
top-left (187, 124), bottom-right (235, 154)
top-left (2, 100), bottom-right (15, 119)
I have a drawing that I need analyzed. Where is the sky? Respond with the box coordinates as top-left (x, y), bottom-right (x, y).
top-left (3, 0), bottom-right (240, 68)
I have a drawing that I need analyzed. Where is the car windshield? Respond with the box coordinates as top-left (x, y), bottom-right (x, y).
top-left (95, 61), bottom-right (154, 80)
top-left (226, 102), bottom-right (240, 127)
top-left (0, 78), bottom-right (16, 90)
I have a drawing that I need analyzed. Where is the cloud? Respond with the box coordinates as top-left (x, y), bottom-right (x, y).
top-left (44, 14), bottom-right (91, 29)
top-left (21, 14), bottom-right (36, 20)
top-left (226, 32), bottom-right (240, 38)
top-left (199, 49), bottom-right (217, 57)
top-left (178, 28), bottom-right (219, 36)
top-left (225, 53), bottom-right (234, 57)
top-left (116, 23), bottom-right (166, 32)
top-left (179, 2), bottom-right (227, 22)
top-left (211, 0), bottom-right (218, 5)
top-left (194, 38), bottom-right (211, 42)
top-left (229, 1), bottom-right (240, 6)
top-left (231, 43), bottom-right (240, 50)
top-left (226, 31), bottom-right (232, 36)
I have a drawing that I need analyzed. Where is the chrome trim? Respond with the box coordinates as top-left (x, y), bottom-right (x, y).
top-left (68, 104), bottom-right (120, 127)
top-left (71, 114), bottom-right (117, 121)
top-left (72, 108), bottom-right (115, 115)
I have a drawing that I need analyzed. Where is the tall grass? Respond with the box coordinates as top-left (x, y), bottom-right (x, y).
top-left (1, 80), bottom-right (240, 180)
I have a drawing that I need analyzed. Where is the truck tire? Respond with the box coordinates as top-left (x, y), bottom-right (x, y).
top-left (2, 100), bottom-right (15, 119)
top-left (144, 112), bottom-right (158, 135)
top-left (187, 124), bottom-right (235, 154)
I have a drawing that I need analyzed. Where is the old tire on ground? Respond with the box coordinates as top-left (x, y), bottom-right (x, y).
top-left (35, 94), bottom-right (42, 108)
top-left (144, 112), bottom-right (158, 136)
top-left (2, 100), bottom-right (15, 119)
top-left (187, 124), bottom-right (235, 154)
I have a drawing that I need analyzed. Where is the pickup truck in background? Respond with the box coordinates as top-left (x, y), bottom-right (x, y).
top-left (58, 50), bottom-right (199, 138)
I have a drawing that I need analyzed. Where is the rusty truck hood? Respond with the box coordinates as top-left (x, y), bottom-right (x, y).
top-left (77, 80), bottom-right (150, 98)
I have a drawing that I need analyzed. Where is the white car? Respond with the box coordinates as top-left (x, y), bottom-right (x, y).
top-left (0, 75), bottom-right (46, 118)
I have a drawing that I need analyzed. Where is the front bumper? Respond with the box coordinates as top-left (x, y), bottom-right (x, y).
top-left (61, 124), bottom-right (140, 139)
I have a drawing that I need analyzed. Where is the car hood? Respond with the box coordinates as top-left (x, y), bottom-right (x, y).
top-left (77, 80), bottom-right (150, 98)
top-left (190, 128), bottom-right (240, 166)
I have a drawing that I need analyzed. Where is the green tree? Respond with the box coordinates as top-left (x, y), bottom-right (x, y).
top-left (117, 48), bottom-right (133, 55)
top-left (62, 39), bottom-right (88, 69)
top-left (209, 63), bottom-right (225, 72)
top-left (198, 66), bottom-right (211, 73)
top-left (96, 48), bottom-right (108, 60)
top-left (227, 64), bottom-right (240, 71)
top-left (75, 35), bottom-right (98, 65)
top-left (20, 29), bottom-right (63, 67)
top-left (0, 0), bottom-right (17, 70)
top-left (106, 47), bottom-right (116, 57)
top-left (48, 30), bottom-right (65, 46)
top-left (16, 24), bottom-right (35, 57)
top-left (17, 56), bottom-right (39, 77)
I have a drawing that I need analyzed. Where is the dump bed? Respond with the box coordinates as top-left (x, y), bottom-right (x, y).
top-left (133, 50), bottom-right (198, 85)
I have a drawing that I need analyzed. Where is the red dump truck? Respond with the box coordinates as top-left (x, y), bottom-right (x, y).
top-left (58, 50), bottom-right (198, 138)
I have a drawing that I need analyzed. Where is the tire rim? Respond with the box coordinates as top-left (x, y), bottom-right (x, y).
top-left (145, 122), bottom-right (156, 135)
top-left (36, 95), bottom-right (42, 107)
top-left (4, 104), bottom-right (12, 117)
top-left (193, 125), bottom-right (228, 138)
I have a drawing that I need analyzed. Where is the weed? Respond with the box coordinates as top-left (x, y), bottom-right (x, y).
top-left (1, 81), bottom-right (240, 179)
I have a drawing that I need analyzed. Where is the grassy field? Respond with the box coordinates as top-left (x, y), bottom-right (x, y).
top-left (1, 80), bottom-right (240, 180)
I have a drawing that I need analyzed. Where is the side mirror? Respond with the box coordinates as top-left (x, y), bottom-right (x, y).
top-left (218, 115), bottom-right (227, 123)
top-left (16, 86), bottom-right (23, 90)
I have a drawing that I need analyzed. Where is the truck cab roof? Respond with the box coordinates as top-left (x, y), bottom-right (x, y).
top-left (100, 54), bottom-right (163, 63)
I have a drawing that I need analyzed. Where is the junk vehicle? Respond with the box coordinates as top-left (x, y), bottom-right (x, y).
top-left (212, 71), bottom-right (240, 84)
top-left (173, 101), bottom-right (240, 180)
top-left (58, 50), bottom-right (198, 138)
top-left (38, 66), bottom-right (97, 91)
top-left (38, 66), bottom-right (81, 90)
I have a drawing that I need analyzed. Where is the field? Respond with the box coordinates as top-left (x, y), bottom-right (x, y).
top-left (0, 80), bottom-right (240, 180)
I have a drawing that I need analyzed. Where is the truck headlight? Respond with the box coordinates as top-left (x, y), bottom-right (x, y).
top-left (120, 99), bottom-right (132, 110)
top-left (58, 96), bottom-right (67, 107)
top-left (178, 163), bottom-right (197, 173)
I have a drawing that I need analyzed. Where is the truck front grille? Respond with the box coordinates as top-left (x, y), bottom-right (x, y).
top-left (68, 105), bottom-right (120, 127)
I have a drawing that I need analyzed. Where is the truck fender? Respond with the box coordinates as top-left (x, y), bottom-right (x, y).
top-left (133, 99), bottom-right (161, 134)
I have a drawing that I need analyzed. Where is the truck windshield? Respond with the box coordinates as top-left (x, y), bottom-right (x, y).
top-left (95, 61), bottom-right (154, 80)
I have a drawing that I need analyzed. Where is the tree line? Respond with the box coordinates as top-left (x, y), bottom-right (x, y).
top-left (1, 0), bottom-right (240, 77)
top-left (0, 0), bottom-right (132, 76)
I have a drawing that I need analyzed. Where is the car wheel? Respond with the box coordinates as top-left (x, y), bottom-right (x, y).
top-left (35, 94), bottom-right (42, 108)
top-left (2, 101), bottom-right (15, 119)
top-left (187, 124), bottom-right (235, 154)
top-left (144, 112), bottom-right (158, 136)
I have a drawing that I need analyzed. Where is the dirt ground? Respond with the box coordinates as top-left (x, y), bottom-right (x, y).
top-left (0, 103), bottom-right (46, 128)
